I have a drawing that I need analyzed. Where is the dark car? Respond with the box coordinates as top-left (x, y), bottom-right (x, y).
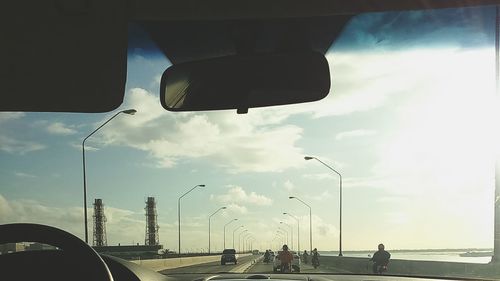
top-left (221, 249), bottom-right (237, 265)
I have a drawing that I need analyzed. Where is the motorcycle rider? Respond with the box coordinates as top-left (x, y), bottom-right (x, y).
top-left (370, 243), bottom-right (391, 274)
top-left (264, 250), bottom-right (271, 263)
top-left (302, 250), bottom-right (309, 264)
top-left (278, 244), bottom-right (294, 272)
top-left (312, 248), bottom-right (320, 268)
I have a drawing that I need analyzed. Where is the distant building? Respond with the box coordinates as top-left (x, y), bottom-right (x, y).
top-left (145, 197), bottom-right (160, 246)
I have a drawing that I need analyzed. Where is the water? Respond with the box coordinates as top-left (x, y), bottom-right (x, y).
top-left (320, 250), bottom-right (492, 264)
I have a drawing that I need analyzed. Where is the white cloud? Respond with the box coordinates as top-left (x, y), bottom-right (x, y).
top-left (283, 180), bottom-right (295, 192)
top-left (93, 88), bottom-right (305, 173)
top-left (302, 173), bottom-right (334, 180)
top-left (14, 171), bottom-right (36, 178)
top-left (226, 203), bottom-right (248, 214)
top-left (216, 186), bottom-right (273, 206)
top-left (307, 190), bottom-right (333, 201)
top-left (70, 142), bottom-right (99, 151)
top-left (0, 135), bottom-right (45, 154)
top-left (0, 112), bottom-right (25, 123)
top-left (46, 122), bottom-right (77, 135)
top-left (335, 129), bottom-right (376, 140)
top-left (0, 194), bottom-right (153, 246)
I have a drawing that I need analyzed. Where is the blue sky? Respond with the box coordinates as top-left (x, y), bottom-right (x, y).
top-left (0, 6), bottom-right (498, 253)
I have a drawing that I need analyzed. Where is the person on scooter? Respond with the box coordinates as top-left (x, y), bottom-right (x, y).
top-left (264, 250), bottom-right (271, 263)
top-left (312, 248), bottom-right (320, 268)
top-left (302, 250), bottom-right (309, 264)
top-left (369, 243), bottom-right (391, 274)
top-left (278, 244), bottom-right (294, 272)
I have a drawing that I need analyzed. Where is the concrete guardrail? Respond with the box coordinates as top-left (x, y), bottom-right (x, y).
top-left (132, 254), bottom-right (253, 272)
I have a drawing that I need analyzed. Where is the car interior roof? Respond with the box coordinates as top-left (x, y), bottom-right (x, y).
top-left (2, 0), bottom-right (499, 113)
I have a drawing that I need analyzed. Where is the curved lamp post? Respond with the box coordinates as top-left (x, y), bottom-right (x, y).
top-left (208, 206), bottom-right (226, 254)
top-left (178, 184), bottom-right (205, 255)
top-left (280, 221), bottom-right (293, 250)
top-left (223, 219), bottom-right (238, 249)
top-left (284, 212), bottom-right (300, 252)
top-left (82, 108), bottom-right (136, 244)
top-left (289, 196), bottom-right (312, 253)
top-left (277, 228), bottom-right (288, 245)
top-left (233, 225), bottom-right (244, 248)
top-left (238, 229), bottom-right (248, 253)
top-left (305, 155), bottom-right (343, 256)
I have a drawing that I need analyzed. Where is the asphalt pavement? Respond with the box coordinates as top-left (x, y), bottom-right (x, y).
top-left (160, 255), bottom-right (257, 274)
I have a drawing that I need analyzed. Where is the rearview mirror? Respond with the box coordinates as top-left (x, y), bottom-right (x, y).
top-left (160, 52), bottom-right (330, 114)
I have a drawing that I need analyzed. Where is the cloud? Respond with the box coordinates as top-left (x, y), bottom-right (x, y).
top-left (93, 87), bottom-right (305, 173)
top-left (302, 173), bottom-right (334, 180)
top-left (0, 193), bottom-right (153, 246)
top-left (335, 129), bottom-right (376, 140)
top-left (0, 112), bottom-right (25, 123)
top-left (226, 203), bottom-right (248, 214)
top-left (216, 186), bottom-right (273, 206)
top-left (70, 142), bottom-right (99, 152)
top-left (307, 190), bottom-right (332, 201)
top-left (46, 122), bottom-right (77, 135)
top-left (283, 180), bottom-right (295, 192)
top-left (14, 171), bottom-right (36, 178)
top-left (0, 135), bottom-right (45, 154)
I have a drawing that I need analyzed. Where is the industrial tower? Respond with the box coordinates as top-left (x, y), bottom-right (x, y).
top-left (93, 199), bottom-right (107, 246)
top-left (145, 197), bottom-right (159, 246)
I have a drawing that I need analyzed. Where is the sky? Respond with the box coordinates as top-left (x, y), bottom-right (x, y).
top-left (0, 6), bottom-right (499, 253)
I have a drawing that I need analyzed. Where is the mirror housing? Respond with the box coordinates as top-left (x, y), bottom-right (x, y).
top-left (160, 52), bottom-right (330, 113)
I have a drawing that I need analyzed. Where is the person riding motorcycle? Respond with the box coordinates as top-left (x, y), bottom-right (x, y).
top-left (264, 250), bottom-right (271, 263)
top-left (302, 250), bottom-right (309, 264)
top-left (369, 243), bottom-right (391, 274)
top-left (312, 248), bottom-right (320, 268)
top-left (278, 244), bottom-right (294, 272)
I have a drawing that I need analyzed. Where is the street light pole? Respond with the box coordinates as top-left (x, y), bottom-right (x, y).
top-left (238, 230), bottom-right (248, 253)
top-left (284, 212), bottom-right (300, 252)
top-left (178, 184), bottom-right (205, 255)
top-left (233, 225), bottom-right (244, 248)
top-left (277, 228), bottom-right (288, 245)
top-left (209, 206), bottom-right (226, 254)
top-left (280, 221), bottom-right (293, 250)
top-left (82, 109), bottom-right (136, 244)
top-left (289, 196), bottom-right (312, 253)
top-left (223, 219), bottom-right (238, 249)
top-left (305, 156), bottom-right (343, 256)
top-left (276, 231), bottom-right (285, 246)
top-left (243, 233), bottom-right (251, 252)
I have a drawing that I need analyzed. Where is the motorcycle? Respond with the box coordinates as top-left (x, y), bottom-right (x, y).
top-left (264, 255), bottom-right (270, 263)
top-left (312, 256), bottom-right (319, 269)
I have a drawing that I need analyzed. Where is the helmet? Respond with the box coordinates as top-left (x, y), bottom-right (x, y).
top-left (283, 244), bottom-right (289, 250)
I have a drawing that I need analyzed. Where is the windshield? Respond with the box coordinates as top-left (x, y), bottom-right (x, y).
top-left (2, 4), bottom-right (500, 280)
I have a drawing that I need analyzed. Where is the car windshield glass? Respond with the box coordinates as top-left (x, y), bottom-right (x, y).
top-left (2, 4), bottom-right (500, 280)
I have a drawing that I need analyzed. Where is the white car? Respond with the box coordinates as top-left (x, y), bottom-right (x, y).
top-left (273, 251), bottom-right (301, 273)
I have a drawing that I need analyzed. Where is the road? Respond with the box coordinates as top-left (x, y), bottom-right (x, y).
top-left (160, 255), bottom-right (330, 276)
top-left (160, 255), bottom-right (257, 275)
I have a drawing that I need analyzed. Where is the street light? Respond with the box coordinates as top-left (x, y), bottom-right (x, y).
top-left (276, 231), bottom-right (285, 246)
top-left (82, 108), bottom-right (136, 244)
top-left (178, 184), bottom-right (205, 255)
top-left (277, 228), bottom-right (288, 245)
top-left (289, 196), bottom-right (312, 253)
top-left (243, 233), bottom-right (251, 252)
top-left (238, 229), bottom-right (248, 253)
top-left (280, 221), bottom-right (293, 250)
top-left (223, 219), bottom-right (238, 249)
top-left (305, 155), bottom-right (343, 256)
top-left (208, 206), bottom-right (226, 254)
top-left (284, 212), bottom-right (300, 252)
top-left (233, 225), bottom-right (244, 248)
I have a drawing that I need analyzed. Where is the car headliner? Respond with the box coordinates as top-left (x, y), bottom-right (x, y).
top-left (2, 0), bottom-right (499, 113)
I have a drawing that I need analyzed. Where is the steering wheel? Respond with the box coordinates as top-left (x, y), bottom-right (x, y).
top-left (0, 223), bottom-right (113, 281)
